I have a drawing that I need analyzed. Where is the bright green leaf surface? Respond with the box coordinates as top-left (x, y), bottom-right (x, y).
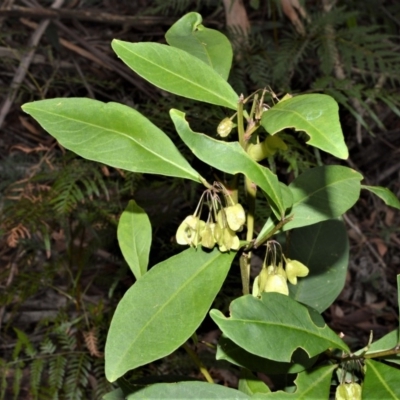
top-left (239, 369), bottom-right (271, 395)
top-left (217, 336), bottom-right (317, 375)
top-left (165, 12), bottom-right (232, 80)
top-left (363, 359), bottom-right (400, 399)
top-left (261, 94), bottom-right (348, 159)
top-left (117, 200), bottom-right (151, 280)
top-left (170, 109), bottom-right (290, 217)
top-left (250, 364), bottom-right (336, 399)
top-left (284, 166), bottom-right (363, 230)
top-left (105, 247), bottom-right (235, 382)
top-left (112, 40), bottom-right (238, 109)
top-left (22, 98), bottom-right (201, 182)
top-left (126, 381), bottom-right (249, 399)
top-left (362, 185), bottom-right (400, 210)
top-left (210, 293), bottom-right (348, 363)
top-left (358, 329), bottom-right (400, 366)
top-left (288, 220), bottom-right (349, 312)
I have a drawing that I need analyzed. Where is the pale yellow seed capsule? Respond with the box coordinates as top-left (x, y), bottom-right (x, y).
top-left (201, 224), bottom-right (216, 249)
top-left (225, 203), bottom-right (246, 231)
top-left (264, 274), bottom-right (289, 295)
top-left (258, 267), bottom-right (270, 293)
top-left (252, 276), bottom-right (260, 297)
top-left (335, 383), bottom-right (362, 400)
top-left (276, 263), bottom-right (287, 280)
top-left (285, 259), bottom-right (309, 285)
top-left (175, 216), bottom-right (205, 247)
top-left (217, 117), bottom-right (234, 137)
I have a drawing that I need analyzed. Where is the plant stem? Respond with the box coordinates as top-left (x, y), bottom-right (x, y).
top-left (237, 95), bottom-right (256, 294)
top-left (182, 343), bottom-right (214, 383)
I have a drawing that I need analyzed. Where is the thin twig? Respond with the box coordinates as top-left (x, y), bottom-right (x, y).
top-left (342, 214), bottom-right (387, 269)
top-left (182, 343), bottom-right (214, 383)
top-left (0, 0), bottom-right (65, 130)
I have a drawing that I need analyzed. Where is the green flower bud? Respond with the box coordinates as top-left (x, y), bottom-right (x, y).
top-left (247, 142), bottom-right (266, 162)
top-left (335, 383), bottom-right (362, 400)
top-left (217, 117), bottom-right (234, 137)
top-left (285, 259), bottom-right (309, 285)
top-left (225, 203), bottom-right (246, 231)
top-left (264, 274), bottom-right (289, 295)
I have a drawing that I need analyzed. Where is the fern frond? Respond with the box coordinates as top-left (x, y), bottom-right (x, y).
top-left (64, 353), bottom-right (91, 400)
top-left (83, 329), bottom-right (103, 358)
top-left (12, 361), bottom-right (24, 400)
top-left (30, 358), bottom-right (45, 400)
top-left (0, 359), bottom-right (8, 400)
top-left (48, 355), bottom-right (67, 396)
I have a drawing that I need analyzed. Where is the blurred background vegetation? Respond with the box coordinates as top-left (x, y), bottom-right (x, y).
top-left (1, 0), bottom-right (399, 398)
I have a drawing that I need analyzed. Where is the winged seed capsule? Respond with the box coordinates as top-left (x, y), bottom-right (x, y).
top-left (285, 259), bottom-right (309, 285)
top-left (176, 215), bottom-right (205, 247)
top-left (335, 383), bottom-right (362, 400)
top-left (217, 117), bottom-right (234, 137)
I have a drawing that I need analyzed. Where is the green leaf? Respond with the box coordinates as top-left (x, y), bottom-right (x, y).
top-left (117, 200), bottom-right (151, 280)
top-left (362, 185), bottom-right (400, 210)
top-left (357, 329), bottom-right (400, 366)
top-left (288, 220), bottom-right (349, 312)
top-left (261, 94), bottom-right (348, 159)
top-left (112, 40), bottom-right (238, 109)
top-left (217, 336), bottom-right (317, 375)
top-left (105, 247), bottom-right (235, 382)
top-left (126, 382), bottom-right (249, 399)
top-left (363, 359), bottom-right (400, 399)
top-left (210, 293), bottom-right (348, 363)
top-left (22, 98), bottom-right (201, 182)
top-left (284, 166), bottom-right (363, 230)
top-left (239, 369), bottom-right (271, 395)
top-left (250, 364), bottom-right (336, 399)
top-left (102, 389), bottom-right (125, 400)
top-left (165, 12), bottom-right (233, 80)
top-left (170, 109), bottom-right (290, 217)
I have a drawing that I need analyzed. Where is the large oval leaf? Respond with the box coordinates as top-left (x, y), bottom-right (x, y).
top-left (165, 12), bottom-right (233, 80)
top-left (117, 200), bottom-right (151, 280)
top-left (288, 220), bottom-right (349, 312)
top-left (112, 40), bottom-right (238, 109)
top-left (210, 293), bottom-right (348, 363)
top-left (217, 335), bottom-right (317, 375)
top-left (251, 364), bottom-right (336, 399)
top-left (22, 98), bottom-right (201, 182)
top-left (238, 369), bottom-right (271, 396)
top-left (170, 109), bottom-right (290, 218)
top-left (261, 94), bottom-right (348, 159)
top-left (105, 247), bottom-right (235, 382)
top-left (284, 166), bottom-right (363, 230)
top-left (363, 360), bottom-right (400, 399)
top-left (126, 382), bottom-right (249, 399)
top-left (362, 185), bottom-right (400, 210)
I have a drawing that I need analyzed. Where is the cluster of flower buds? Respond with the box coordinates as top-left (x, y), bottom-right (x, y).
top-left (176, 184), bottom-right (246, 252)
top-left (252, 242), bottom-right (309, 297)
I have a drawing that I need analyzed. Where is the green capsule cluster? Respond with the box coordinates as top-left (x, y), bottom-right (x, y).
top-left (176, 188), bottom-right (246, 252)
top-left (252, 256), bottom-right (309, 297)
